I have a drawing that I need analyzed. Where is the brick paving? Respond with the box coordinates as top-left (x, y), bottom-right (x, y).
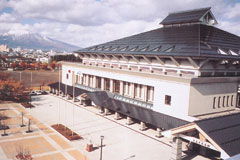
top-left (0, 102), bottom-right (88, 160)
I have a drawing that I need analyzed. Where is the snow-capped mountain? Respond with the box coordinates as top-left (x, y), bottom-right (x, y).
top-left (0, 33), bottom-right (80, 52)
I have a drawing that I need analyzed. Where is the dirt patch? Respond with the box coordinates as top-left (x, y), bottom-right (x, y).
top-left (2, 70), bottom-right (60, 88)
top-left (51, 124), bottom-right (82, 141)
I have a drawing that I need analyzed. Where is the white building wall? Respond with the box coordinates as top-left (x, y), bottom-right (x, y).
top-left (62, 64), bottom-right (196, 121)
top-left (153, 82), bottom-right (194, 121)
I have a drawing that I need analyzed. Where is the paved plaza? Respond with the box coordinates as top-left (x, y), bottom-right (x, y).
top-left (30, 94), bottom-right (209, 160)
top-left (0, 102), bottom-right (87, 160)
top-left (0, 94), bottom-right (210, 160)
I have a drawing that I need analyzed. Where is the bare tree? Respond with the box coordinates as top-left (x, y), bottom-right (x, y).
top-left (15, 145), bottom-right (33, 160)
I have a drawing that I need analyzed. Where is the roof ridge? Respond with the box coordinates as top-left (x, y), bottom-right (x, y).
top-left (168, 7), bottom-right (211, 15)
top-left (195, 111), bottom-right (240, 123)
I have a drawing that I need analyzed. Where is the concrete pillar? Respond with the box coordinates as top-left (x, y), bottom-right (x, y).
top-left (140, 122), bottom-right (147, 131)
top-left (72, 96), bottom-right (76, 102)
top-left (170, 136), bottom-right (182, 160)
top-left (101, 78), bottom-right (105, 90)
top-left (126, 116), bottom-right (134, 125)
top-left (99, 107), bottom-right (104, 114)
top-left (120, 81), bottom-right (124, 95)
top-left (67, 94), bottom-right (71, 100)
top-left (52, 89), bottom-right (56, 94)
top-left (156, 128), bottom-right (163, 138)
top-left (62, 91), bottom-right (65, 97)
top-left (104, 108), bottom-right (109, 115)
top-left (56, 90), bottom-right (59, 95)
top-left (110, 79), bottom-right (114, 92)
top-left (114, 112), bottom-right (121, 120)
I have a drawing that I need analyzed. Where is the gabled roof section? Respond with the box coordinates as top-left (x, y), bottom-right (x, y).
top-left (195, 113), bottom-right (240, 157)
top-left (160, 7), bottom-right (217, 26)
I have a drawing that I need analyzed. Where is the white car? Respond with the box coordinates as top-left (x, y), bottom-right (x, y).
top-left (29, 90), bottom-right (42, 96)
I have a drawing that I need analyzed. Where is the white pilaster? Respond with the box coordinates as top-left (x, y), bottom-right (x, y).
top-left (120, 81), bottom-right (124, 95)
top-left (101, 78), bottom-right (105, 90)
top-left (93, 76), bottom-right (96, 88)
top-left (110, 79), bottom-right (114, 92)
top-left (130, 83), bottom-right (135, 98)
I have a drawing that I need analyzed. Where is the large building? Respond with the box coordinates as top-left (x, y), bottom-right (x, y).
top-left (49, 7), bottom-right (240, 159)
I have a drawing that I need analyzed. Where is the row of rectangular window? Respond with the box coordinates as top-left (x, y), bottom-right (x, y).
top-left (73, 73), bottom-right (154, 103)
top-left (213, 95), bottom-right (234, 109)
top-left (68, 72), bottom-right (172, 106)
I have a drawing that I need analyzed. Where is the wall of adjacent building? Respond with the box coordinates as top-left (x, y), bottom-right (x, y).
top-left (188, 81), bottom-right (238, 116)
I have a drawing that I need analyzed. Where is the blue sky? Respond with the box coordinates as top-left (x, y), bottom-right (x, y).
top-left (0, 0), bottom-right (240, 47)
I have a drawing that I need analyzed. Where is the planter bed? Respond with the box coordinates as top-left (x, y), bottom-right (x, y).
top-left (51, 124), bottom-right (82, 141)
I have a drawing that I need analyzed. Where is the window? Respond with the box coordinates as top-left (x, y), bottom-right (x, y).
top-left (124, 82), bottom-right (130, 95)
top-left (66, 74), bottom-right (69, 79)
top-left (134, 84), bottom-right (137, 98)
top-left (105, 78), bottom-right (110, 91)
top-left (114, 80), bottom-right (120, 93)
top-left (165, 95), bottom-right (171, 105)
top-left (213, 97), bottom-right (216, 109)
top-left (96, 77), bottom-right (101, 89)
top-left (231, 95), bottom-right (234, 106)
top-left (227, 96), bottom-right (229, 107)
top-left (223, 96), bottom-right (225, 107)
top-left (76, 75), bottom-right (78, 83)
top-left (218, 97), bottom-right (221, 108)
top-left (147, 86), bottom-right (154, 102)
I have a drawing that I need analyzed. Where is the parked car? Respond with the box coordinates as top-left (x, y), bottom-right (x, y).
top-left (29, 90), bottom-right (48, 96)
top-left (40, 90), bottom-right (48, 95)
top-left (29, 91), bottom-right (37, 96)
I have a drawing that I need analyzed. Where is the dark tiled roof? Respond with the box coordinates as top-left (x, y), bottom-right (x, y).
top-left (160, 7), bottom-right (211, 25)
top-left (76, 24), bottom-right (240, 59)
top-left (195, 113), bottom-right (240, 157)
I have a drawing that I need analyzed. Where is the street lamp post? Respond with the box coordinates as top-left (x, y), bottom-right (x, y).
top-left (100, 135), bottom-right (104, 160)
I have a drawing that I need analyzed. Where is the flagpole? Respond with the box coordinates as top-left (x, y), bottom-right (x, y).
top-left (72, 81), bottom-right (75, 136)
top-left (58, 65), bottom-right (60, 126)
top-left (65, 84), bottom-right (67, 130)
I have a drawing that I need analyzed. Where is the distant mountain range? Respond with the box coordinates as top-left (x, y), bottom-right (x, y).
top-left (0, 33), bottom-right (80, 52)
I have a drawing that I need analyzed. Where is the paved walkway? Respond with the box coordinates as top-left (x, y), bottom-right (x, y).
top-left (0, 102), bottom-right (87, 160)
